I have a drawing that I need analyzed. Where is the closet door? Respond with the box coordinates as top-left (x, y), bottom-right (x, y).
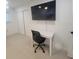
top-left (17, 11), bottom-right (25, 34)
top-left (23, 9), bottom-right (32, 38)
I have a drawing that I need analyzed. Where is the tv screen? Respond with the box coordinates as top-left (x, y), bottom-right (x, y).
top-left (31, 1), bottom-right (56, 20)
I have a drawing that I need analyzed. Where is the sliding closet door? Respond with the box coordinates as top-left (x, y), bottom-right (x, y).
top-left (23, 9), bottom-right (32, 39)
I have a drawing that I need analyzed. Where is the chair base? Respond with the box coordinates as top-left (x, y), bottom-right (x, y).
top-left (33, 44), bottom-right (45, 53)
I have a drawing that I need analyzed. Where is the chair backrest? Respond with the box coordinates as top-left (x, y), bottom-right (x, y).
top-left (31, 30), bottom-right (41, 37)
top-left (31, 30), bottom-right (42, 43)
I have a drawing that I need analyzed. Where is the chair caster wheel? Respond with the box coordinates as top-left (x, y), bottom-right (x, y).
top-left (34, 50), bottom-right (36, 53)
top-left (33, 44), bottom-right (34, 47)
top-left (43, 51), bottom-right (45, 53)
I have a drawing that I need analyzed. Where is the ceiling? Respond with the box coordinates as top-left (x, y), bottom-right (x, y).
top-left (7, 0), bottom-right (53, 9)
top-left (7, 0), bottom-right (30, 9)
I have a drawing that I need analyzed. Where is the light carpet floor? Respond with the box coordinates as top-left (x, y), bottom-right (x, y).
top-left (6, 34), bottom-right (70, 59)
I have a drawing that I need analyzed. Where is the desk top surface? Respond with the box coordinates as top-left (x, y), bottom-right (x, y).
top-left (40, 32), bottom-right (54, 38)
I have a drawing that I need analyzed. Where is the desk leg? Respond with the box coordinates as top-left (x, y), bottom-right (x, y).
top-left (50, 38), bottom-right (52, 56)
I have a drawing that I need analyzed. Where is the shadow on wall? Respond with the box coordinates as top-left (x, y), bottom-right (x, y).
top-left (53, 34), bottom-right (66, 51)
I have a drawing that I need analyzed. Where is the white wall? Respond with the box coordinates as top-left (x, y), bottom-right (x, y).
top-left (55, 0), bottom-right (73, 57)
top-left (6, 9), bottom-right (19, 36)
top-left (17, 0), bottom-right (73, 57)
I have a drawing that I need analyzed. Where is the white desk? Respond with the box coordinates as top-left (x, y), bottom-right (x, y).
top-left (41, 32), bottom-right (54, 56)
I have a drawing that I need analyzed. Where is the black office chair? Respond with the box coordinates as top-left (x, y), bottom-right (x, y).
top-left (31, 30), bottom-right (46, 53)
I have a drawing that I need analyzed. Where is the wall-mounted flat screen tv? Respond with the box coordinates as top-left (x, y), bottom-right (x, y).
top-left (31, 1), bottom-right (56, 20)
